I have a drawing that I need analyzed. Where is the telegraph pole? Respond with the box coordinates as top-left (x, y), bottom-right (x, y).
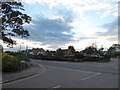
top-left (26, 45), bottom-right (28, 53)
top-left (20, 44), bottom-right (21, 52)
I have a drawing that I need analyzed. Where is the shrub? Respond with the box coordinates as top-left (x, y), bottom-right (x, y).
top-left (83, 56), bottom-right (101, 62)
top-left (114, 52), bottom-right (120, 58)
top-left (74, 53), bottom-right (85, 59)
top-left (2, 53), bottom-right (31, 72)
top-left (110, 51), bottom-right (120, 58)
top-left (16, 53), bottom-right (29, 61)
top-left (2, 53), bottom-right (20, 72)
top-left (77, 59), bottom-right (83, 62)
top-left (101, 54), bottom-right (111, 62)
top-left (104, 54), bottom-right (111, 59)
top-left (4, 51), bottom-right (16, 56)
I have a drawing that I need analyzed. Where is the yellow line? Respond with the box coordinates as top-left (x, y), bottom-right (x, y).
top-left (3, 64), bottom-right (46, 85)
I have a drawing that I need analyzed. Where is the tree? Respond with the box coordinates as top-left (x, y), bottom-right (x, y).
top-left (107, 45), bottom-right (120, 58)
top-left (82, 43), bottom-right (98, 56)
top-left (56, 48), bottom-right (64, 57)
top-left (0, 2), bottom-right (31, 47)
top-left (98, 45), bottom-right (104, 56)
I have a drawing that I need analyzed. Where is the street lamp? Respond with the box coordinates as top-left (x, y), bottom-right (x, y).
top-left (19, 42), bottom-right (24, 52)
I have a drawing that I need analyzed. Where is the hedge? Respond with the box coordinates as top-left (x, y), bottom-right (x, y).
top-left (2, 53), bottom-right (20, 72)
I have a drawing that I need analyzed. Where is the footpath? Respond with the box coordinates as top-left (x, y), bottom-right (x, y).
top-left (2, 63), bottom-right (44, 84)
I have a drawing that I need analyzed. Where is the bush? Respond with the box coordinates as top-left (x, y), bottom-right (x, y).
top-left (101, 54), bottom-right (111, 62)
top-left (30, 55), bottom-right (39, 59)
top-left (82, 56), bottom-right (111, 62)
top-left (16, 53), bottom-right (29, 61)
top-left (2, 53), bottom-right (31, 72)
top-left (110, 51), bottom-right (120, 58)
top-left (83, 56), bottom-right (101, 62)
top-left (2, 53), bottom-right (20, 72)
top-left (4, 51), bottom-right (16, 56)
top-left (104, 54), bottom-right (111, 59)
top-left (114, 52), bottom-right (120, 58)
top-left (74, 53), bottom-right (85, 59)
top-left (77, 59), bottom-right (83, 62)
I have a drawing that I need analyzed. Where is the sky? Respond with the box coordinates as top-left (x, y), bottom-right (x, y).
top-left (2, 0), bottom-right (119, 51)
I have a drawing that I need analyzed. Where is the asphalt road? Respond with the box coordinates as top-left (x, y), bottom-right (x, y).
top-left (3, 58), bottom-right (119, 88)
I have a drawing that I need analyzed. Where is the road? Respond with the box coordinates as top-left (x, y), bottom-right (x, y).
top-left (3, 58), bottom-right (118, 88)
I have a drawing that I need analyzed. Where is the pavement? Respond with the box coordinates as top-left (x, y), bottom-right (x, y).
top-left (2, 62), bottom-right (44, 84)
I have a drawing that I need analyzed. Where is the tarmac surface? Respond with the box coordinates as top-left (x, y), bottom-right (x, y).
top-left (2, 58), bottom-right (119, 88)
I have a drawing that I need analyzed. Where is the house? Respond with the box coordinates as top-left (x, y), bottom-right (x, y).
top-left (56, 46), bottom-right (75, 57)
top-left (103, 51), bottom-right (107, 55)
top-left (28, 48), bottom-right (46, 55)
top-left (65, 46), bottom-right (75, 57)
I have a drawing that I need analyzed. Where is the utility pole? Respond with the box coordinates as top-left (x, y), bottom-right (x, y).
top-left (20, 44), bottom-right (21, 52)
top-left (26, 45), bottom-right (28, 53)
top-left (19, 42), bottom-right (24, 52)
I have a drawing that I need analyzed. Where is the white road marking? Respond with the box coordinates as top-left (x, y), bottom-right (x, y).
top-left (53, 86), bottom-right (61, 88)
top-left (81, 73), bottom-right (101, 80)
top-left (45, 65), bottom-right (93, 73)
top-left (47, 86), bottom-right (61, 90)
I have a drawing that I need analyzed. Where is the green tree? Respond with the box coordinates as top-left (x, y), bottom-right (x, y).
top-left (56, 48), bottom-right (64, 57)
top-left (83, 43), bottom-right (98, 56)
top-left (98, 46), bottom-right (104, 56)
top-left (107, 46), bottom-right (120, 58)
top-left (0, 2), bottom-right (31, 47)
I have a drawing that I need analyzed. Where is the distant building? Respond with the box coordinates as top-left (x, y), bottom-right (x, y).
top-left (103, 51), bottom-right (107, 55)
top-left (56, 46), bottom-right (75, 57)
top-left (28, 48), bottom-right (46, 55)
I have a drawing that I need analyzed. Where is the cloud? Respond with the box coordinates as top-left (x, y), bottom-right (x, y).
top-left (21, 3), bottom-right (76, 49)
top-left (22, 0), bottom-right (118, 19)
top-left (25, 16), bottom-right (74, 49)
top-left (97, 18), bottom-right (118, 36)
top-left (79, 37), bottom-right (97, 40)
top-left (106, 35), bottom-right (118, 41)
top-left (3, 0), bottom-right (117, 51)
top-left (1, 36), bottom-right (53, 51)
top-left (96, 18), bottom-right (118, 42)
top-left (51, 5), bottom-right (76, 23)
top-left (71, 36), bottom-right (97, 41)
top-left (100, 4), bottom-right (118, 18)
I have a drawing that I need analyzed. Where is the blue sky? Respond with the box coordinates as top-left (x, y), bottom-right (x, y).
top-left (3, 0), bottom-right (119, 51)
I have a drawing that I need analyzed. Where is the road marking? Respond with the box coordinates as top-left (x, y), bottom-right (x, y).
top-left (45, 65), bottom-right (93, 74)
top-left (81, 73), bottom-right (101, 80)
top-left (47, 86), bottom-right (61, 90)
top-left (53, 86), bottom-right (61, 88)
top-left (48, 86), bottom-right (61, 90)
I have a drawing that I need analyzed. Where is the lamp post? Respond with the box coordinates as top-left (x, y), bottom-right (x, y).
top-left (26, 45), bottom-right (28, 53)
top-left (19, 42), bottom-right (24, 52)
